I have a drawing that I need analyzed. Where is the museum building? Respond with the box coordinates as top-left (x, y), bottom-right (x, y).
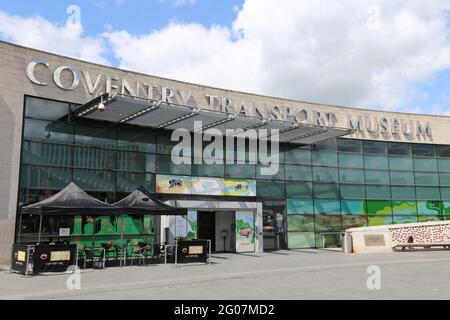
top-left (0, 40), bottom-right (450, 263)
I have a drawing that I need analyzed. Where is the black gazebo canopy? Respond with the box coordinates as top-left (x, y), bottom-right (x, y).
top-left (21, 182), bottom-right (118, 215)
top-left (113, 186), bottom-right (187, 216)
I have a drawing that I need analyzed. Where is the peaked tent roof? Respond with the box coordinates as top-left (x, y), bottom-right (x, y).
top-left (113, 186), bottom-right (187, 215)
top-left (21, 182), bottom-right (118, 215)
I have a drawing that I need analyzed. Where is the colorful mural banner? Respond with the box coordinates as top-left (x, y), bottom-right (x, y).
top-left (223, 179), bottom-right (256, 196)
top-left (156, 175), bottom-right (256, 197)
top-left (156, 175), bottom-right (192, 194)
top-left (187, 210), bottom-right (198, 240)
top-left (235, 211), bottom-right (255, 253)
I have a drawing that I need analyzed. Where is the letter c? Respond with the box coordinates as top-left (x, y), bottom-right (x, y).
top-left (26, 60), bottom-right (49, 85)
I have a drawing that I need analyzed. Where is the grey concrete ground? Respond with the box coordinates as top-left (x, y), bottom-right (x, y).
top-left (0, 249), bottom-right (449, 300)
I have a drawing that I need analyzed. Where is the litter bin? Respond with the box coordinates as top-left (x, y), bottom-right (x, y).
top-left (341, 232), bottom-right (352, 253)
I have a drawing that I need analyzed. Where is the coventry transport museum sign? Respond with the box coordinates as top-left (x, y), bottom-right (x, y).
top-left (26, 60), bottom-right (432, 141)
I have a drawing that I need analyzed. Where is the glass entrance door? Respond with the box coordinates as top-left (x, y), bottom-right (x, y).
top-left (263, 207), bottom-right (287, 250)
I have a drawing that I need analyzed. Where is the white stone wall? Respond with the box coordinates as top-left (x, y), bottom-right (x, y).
top-left (347, 221), bottom-right (450, 253)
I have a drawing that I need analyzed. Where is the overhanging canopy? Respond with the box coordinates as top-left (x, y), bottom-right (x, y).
top-left (113, 186), bottom-right (187, 216)
top-left (71, 93), bottom-right (353, 145)
top-left (21, 182), bottom-right (118, 215)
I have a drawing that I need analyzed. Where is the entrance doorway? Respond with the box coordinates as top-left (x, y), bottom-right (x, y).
top-left (197, 211), bottom-right (216, 252)
top-left (263, 207), bottom-right (287, 250)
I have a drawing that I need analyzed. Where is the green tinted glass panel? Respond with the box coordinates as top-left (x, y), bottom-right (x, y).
top-left (391, 201), bottom-right (417, 215)
top-left (157, 155), bottom-right (191, 175)
top-left (117, 131), bottom-right (156, 153)
top-left (365, 170), bottom-right (390, 184)
top-left (339, 169), bottom-right (364, 183)
top-left (342, 215), bottom-right (367, 229)
top-left (368, 215), bottom-right (393, 226)
top-left (284, 149), bottom-right (311, 165)
top-left (25, 97), bottom-right (70, 120)
top-left (340, 200), bottom-right (365, 215)
top-left (287, 215), bottom-right (315, 232)
top-left (116, 172), bottom-right (147, 192)
top-left (366, 185), bottom-right (390, 199)
top-left (417, 201), bottom-right (443, 215)
top-left (389, 156), bottom-right (413, 171)
top-left (225, 164), bottom-right (256, 179)
top-left (73, 169), bottom-right (115, 192)
top-left (363, 141), bottom-right (387, 154)
top-left (313, 167), bottom-right (338, 182)
top-left (416, 187), bottom-right (440, 200)
top-left (414, 172), bottom-right (439, 185)
top-left (388, 142), bottom-right (411, 155)
top-left (20, 165), bottom-right (73, 190)
top-left (287, 198), bottom-right (314, 215)
top-left (338, 154), bottom-right (363, 169)
top-left (339, 184), bottom-right (366, 199)
top-left (22, 142), bottom-right (73, 167)
top-left (256, 181), bottom-right (285, 197)
top-left (438, 158), bottom-right (450, 172)
top-left (437, 145), bottom-right (450, 158)
top-left (312, 151), bottom-right (337, 167)
top-left (315, 232), bottom-right (341, 248)
top-left (364, 155), bottom-right (389, 170)
top-left (439, 173), bottom-right (450, 186)
top-left (337, 139), bottom-right (362, 153)
top-left (193, 162), bottom-right (224, 177)
top-left (412, 144), bottom-right (435, 157)
top-left (413, 157), bottom-right (438, 172)
top-left (314, 183), bottom-right (340, 198)
top-left (287, 232), bottom-right (315, 248)
top-left (256, 164), bottom-right (284, 180)
top-left (390, 171), bottom-right (414, 185)
top-left (441, 188), bottom-right (450, 199)
top-left (417, 215), bottom-right (446, 223)
top-left (24, 119), bottom-right (74, 144)
top-left (157, 133), bottom-right (180, 155)
top-left (314, 139), bottom-right (337, 151)
top-left (285, 182), bottom-right (313, 198)
top-left (366, 200), bottom-right (392, 215)
top-left (74, 147), bottom-right (116, 170)
top-left (391, 186), bottom-right (415, 199)
top-left (75, 125), bottom-right (117, 149)
top-left (444, 201), bottom-right (450, 215)
top-left (314, 199), bottom-right (341, 215)
top-left (393, 215), bottom-right (417, 224)
top-left (285, 165), bottom-right (311, 181)
top-left (314, 215), bottom-right (342, 231)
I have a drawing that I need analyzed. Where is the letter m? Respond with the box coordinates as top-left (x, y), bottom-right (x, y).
top-left (347, 115), bottom-right (363, 132)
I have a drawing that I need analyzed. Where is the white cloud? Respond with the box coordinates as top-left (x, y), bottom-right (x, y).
top-left (0, 11), bottom-right (107, 64)
top-left (105, 0), bottom-right (450, 112)
top-left (1, 1), bottom-right (450, 113)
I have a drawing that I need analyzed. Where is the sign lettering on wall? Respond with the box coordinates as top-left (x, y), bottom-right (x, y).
top-left (26, 60), bottom-right (433, 141)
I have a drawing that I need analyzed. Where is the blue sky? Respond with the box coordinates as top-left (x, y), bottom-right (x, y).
top-left (0, 0), bottom-right (449, 115)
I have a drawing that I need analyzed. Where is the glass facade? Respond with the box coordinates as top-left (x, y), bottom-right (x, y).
top-left (17, 96), bottom-right (450, 249)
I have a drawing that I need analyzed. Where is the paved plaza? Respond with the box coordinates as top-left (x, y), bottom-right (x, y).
top-left (1, 249), bottom-right (449, 300)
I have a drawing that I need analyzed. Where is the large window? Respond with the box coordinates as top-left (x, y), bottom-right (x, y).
top-left (18, 96), bottom-right (450, 250)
